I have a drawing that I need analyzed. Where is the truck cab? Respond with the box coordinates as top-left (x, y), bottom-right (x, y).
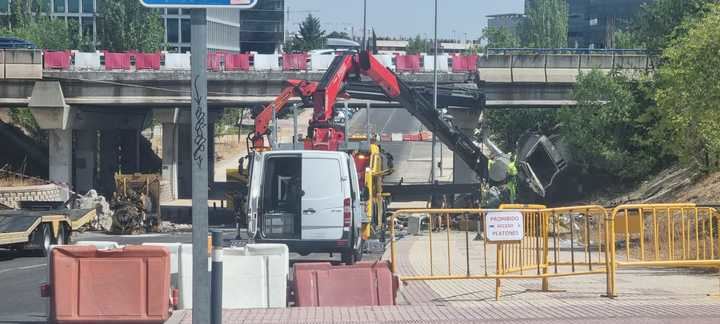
top-left (246, 150), bottom-right (365, 264)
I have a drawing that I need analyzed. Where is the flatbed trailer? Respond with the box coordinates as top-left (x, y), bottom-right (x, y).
top-left (0, 208), bottom-right (96, 256)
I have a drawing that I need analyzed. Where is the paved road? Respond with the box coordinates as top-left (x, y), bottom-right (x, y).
top-left (348, 108), bottom-right (452, 184)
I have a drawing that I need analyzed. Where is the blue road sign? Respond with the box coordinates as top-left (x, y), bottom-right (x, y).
top-left (140, 0), bottom-right (258, 8)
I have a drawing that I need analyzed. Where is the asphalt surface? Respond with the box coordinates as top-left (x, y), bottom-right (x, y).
top-left (348, 108), bottom-right (450, 184)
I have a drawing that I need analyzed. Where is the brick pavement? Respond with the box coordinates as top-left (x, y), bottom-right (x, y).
top-left (168, 230), bottom-right (720, 323)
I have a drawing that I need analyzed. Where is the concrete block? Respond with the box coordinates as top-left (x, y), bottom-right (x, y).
top-left (375, 54), bottom-right (395, 71)
top-left (511, 54), bottom-right (545, 68)
top-left (512, 68), bottom-right (546, 83)
top-left (478, 55), bottom-right (512, 68)
top-left (580, 55), bottom-right (613, 69)
top-left (73, 52), bottom-right (102, 70)
top-left (613, 55), bottom-right (648, 70)
top-left (423, 55), bottom-right (450, 73)
top-left (310, 54), bottom-right (334, 71)
top-left (478, 68), bottom-right (512, 82)
top-left (253, 54), bottom-right (280, 71)
top-left (546, 69), bottom-right (580, 83)
top-left (223, 246), bottom-right (288, 309)
top-left (546, 55), bottom-right (580, 69)
top-left (164, 53), bottom-right (191, 70)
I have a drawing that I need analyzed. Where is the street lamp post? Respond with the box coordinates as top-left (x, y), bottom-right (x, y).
top-left (431, 0), bottom-right (439, 182)
top-left (362, 0), bottom-right (367, 50)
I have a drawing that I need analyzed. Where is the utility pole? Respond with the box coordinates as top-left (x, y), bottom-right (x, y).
top-left (431, 0), bottom-right (438, 183)
top-left (362, 0), bottom-right (367, 50)
top-left (190, 8), bottom-right (210, 324)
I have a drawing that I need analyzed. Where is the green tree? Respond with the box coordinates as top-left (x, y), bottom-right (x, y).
top-left (633, 0), bottom-right (715, 51)
top-left (327, 31), bottom-right (350, 39)
top-left (406, 35), bottom-right (430, 54)
top-left (655, 3), bottom-right (720, 169)
top-left (97, 0), bottom-right (164, 52)
top-left (611, 29), bottom-right (642, 49)
top-left (559, 71), bottom-right (664, 179)
top-left (483, 27), bottom-right (520, 48)
top-left (289, 14), bottom-right (326, 51)
top-left (0, 0), bottom-right (73, 50)
top-left (520, 0), bottom-right (568, 48)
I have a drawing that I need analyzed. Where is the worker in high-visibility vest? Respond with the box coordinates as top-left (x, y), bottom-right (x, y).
top-left (506, 157), bottom-right (518, 203)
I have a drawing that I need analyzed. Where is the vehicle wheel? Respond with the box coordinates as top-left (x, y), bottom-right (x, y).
top-left (341, 249), bottom-right (356, 265)
top-left (32, 224), bottom-right (52, 257)
top-left (54, 225), bottom-right (70, 246)
top-left (354, 240), bottom-right (365, 262)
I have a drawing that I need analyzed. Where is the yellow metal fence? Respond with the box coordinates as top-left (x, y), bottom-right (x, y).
top-left (389, 203), bottom-right (720, 299)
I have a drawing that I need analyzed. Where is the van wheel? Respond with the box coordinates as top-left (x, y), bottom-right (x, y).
top-left (341, 250), bottom-right (356, 265)
top-left (32, 224), bottom-right (52, 257)
top-left (354, 241), bottom-right (364, 262)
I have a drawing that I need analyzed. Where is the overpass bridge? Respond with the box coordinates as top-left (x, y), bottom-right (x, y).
top-left (0, 49), bottom-right (656, 202)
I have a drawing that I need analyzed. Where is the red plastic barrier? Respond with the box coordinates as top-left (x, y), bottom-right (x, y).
top-left (135, 52), bottom-right (161, 70)
top-left (283, 53), bottom-right (308, 71)
top-left (452, 54), bottom-right (478, 73)
top-left (396, 54), bottom-right (421, 73)
top-left (294, 261), bottom-right (398, 307)
top-left (420, 131), bottom-right (433, 142)
top-left (402, 133), bottom-right (423, 141)
top-left (48, 245), bottom-right (171, 323)
top-left (104, 52), bottom-right (131, 70)
top-left (225, 53), bottom-right (251, 71)
top-left (207, 52), bottom-right (223, 72)
top-left (44, 51), bottom-right (71, 70)
top-left (380, 133), bottom-right (392, 142)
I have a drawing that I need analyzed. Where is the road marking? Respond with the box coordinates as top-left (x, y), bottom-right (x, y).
top-left (0, 263), bottom-right (46, 275)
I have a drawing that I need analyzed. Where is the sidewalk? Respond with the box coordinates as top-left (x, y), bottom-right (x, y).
top-left (168, 231), bottom-right (720, 323)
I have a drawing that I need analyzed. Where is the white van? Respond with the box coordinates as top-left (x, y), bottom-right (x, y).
top-left (246, 150), bottom-right (365, 264)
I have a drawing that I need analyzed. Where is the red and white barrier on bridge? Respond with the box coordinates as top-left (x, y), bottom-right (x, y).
top-left (40, 50), bottom-right (479, 74)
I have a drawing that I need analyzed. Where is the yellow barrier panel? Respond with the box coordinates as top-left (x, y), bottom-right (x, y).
top-left (389, 206), bottom-right (613, 300)
top-left (608, 203), bottom-right (720, 297)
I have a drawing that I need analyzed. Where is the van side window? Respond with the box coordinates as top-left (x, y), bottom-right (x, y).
top-left (302, 158), bottom-right (342, 199)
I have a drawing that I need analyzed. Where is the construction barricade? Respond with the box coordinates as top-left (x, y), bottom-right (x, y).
top-left (395, 54), bottom-right (421, 73)
top-left (282, 53), bottom-right (308, 71)
top-left (607, 203), bottom-right (720, 297)
top-left (45, 245), bottom-right (171, 323)
top-left (44, 51), bottom-right (72, 70)
top-left (293, 261), bottom-right (398, 307)
top-left (253, 54), bottom-right (281, 71)
top-left (73, 51), bottom-right (101, 70)
top-left (225, 53), bottom-right (251, 71)
top-left (207, 52), bottom-right (223, 72)
top-left (451, 54), bottom-right (478, 73)
top-left (104, 52), bottom-right (131, 71)
top-left (134, 52), bottom-right (162, 70)
top-left (389, 206), bottom-right (612, 300)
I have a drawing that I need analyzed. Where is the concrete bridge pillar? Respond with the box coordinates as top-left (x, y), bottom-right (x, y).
top-left (48, 129), bottom-right (72, 188)
top-left (161, 123), bottom-right (178, 202)
top-left (74, 130), bottom-right (97, 194)
top-left (447, 108), bottom-right (481, 185)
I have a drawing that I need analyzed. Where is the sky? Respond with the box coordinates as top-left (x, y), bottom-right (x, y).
top-left (284, 0), bottom-right (526, 40)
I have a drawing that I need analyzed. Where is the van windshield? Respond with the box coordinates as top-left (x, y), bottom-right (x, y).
top-left (302, 158), bottom-right (343, 199)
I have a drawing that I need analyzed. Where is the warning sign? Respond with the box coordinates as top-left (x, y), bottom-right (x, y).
top-left (485, 211), bottom-right (524, 242)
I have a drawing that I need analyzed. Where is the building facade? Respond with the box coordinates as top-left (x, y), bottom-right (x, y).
top-left (239, 0), bottom-right (284, 53)
top-left (0, 0), bottom-right (242, 52)
top-left (486, 13), bottom-right (524, 35)
top-left (524, 0), bottom-right (653, 48)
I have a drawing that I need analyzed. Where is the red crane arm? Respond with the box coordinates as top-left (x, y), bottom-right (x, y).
top-left (250, 79), bottom-right (316, 150)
